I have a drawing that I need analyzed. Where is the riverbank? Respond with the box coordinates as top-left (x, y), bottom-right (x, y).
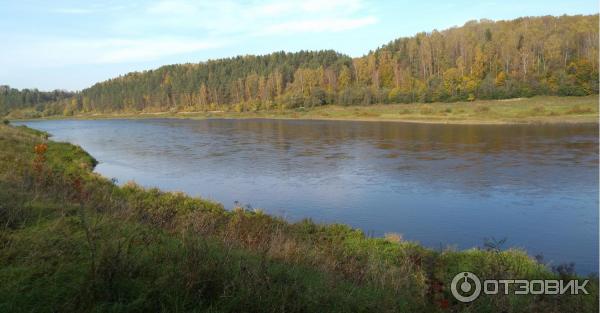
top-left (8, 95), bottom-right (599, 125)
top-left (0, 124), bottom-right (597, 312)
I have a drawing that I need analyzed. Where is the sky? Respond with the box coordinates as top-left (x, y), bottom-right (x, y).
top-left (0, 0), bottom-right (597, 91)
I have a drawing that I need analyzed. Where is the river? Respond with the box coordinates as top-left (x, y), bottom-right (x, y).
top-left (17, 118), bottom-right (599, 274)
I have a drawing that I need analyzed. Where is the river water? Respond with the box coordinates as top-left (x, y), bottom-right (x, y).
top-left (17, 119), bottom-right (599, 274)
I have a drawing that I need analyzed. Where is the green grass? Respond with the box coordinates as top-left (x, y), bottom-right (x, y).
top-left (15, 95), bottom-right (599, 125)
top-left (0, 124), bottom-right (597, 312)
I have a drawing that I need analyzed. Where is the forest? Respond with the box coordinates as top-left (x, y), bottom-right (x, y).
top-left (1, 14), bottom-right (598, 117)
top-left (0, 86), bottom-right (73, 117)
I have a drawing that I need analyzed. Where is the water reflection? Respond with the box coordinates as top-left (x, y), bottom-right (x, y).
top-left (17, 118), bottom-right (599, 274)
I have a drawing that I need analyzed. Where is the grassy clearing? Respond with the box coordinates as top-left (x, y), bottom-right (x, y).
top-left (227, 95), bottom-right (599, 124)
top-left (19, 95), bottom-right (599, 125)
top-left (0, 124), bottom-right (597, 312)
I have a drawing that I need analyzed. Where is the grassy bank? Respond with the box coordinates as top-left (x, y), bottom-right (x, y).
top-left (10, 95), bottom-right (598, 125)
top-left (0, 124), bottom-right (597, 312)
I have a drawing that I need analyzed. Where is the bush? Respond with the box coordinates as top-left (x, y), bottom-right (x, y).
top-left (2, 119), bottom-right (8, 125)
top-left (7, 108), bottom-right (42, 119)
top-left (384, 232), bottom-right (403, 243)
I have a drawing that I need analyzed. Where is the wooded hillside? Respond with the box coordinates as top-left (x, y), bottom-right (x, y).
top-left (2, 14), bottom-right (598, 116)
top-left (0, 86), bottom-right (73, 117)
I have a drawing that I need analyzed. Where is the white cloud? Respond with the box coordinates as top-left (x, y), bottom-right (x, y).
top-left (135, 0), bottom-right (376, 35)
top-left (265, 16), bottom-right (377, 34)
top-left (52, 8), bottom-right (94, 14)
top-left (4, 0), bottom-right (377, 69)
top-left (146, 0), bottom-right (198, 14)
top-left (95, 38), bottom-right (224, 63)
top-left (2, 37), bottom-right (225, 68)
top-left (256, 2), bottom-right (295, 15)
top-left (298, 0), bottom-right (364, 13)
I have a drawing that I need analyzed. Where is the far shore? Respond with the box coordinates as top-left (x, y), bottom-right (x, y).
top-left (9, 95), bottom-right (599, 125)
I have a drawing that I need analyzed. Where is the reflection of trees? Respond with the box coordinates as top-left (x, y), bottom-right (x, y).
top-left (183, 119), bottom-right (597, 157)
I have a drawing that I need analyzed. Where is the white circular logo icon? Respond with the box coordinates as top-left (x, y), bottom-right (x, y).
top-left (451, 272), bottom-right (481, 302)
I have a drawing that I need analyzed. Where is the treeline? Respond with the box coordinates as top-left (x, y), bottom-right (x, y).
top-left (76, 50), bottom-right (352, 113)
top-left (2, 14), bottom-right (598, 116)
top-left (0, 86), bottom-right (73, 117)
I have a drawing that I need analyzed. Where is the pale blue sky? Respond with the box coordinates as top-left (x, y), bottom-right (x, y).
top-left (1, 0), bottom-right (597, 91)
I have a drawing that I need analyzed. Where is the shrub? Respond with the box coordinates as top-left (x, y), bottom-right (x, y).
top-left (2, 119), bottom-right (8, 125)
top-left (384, 232), bottom-right (403, 243)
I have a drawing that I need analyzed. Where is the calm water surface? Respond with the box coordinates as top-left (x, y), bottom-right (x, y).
top-left (18, 119), bottom-right (599, 273)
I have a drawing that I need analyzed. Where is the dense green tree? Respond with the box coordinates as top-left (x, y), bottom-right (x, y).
top-left (0, 86), bottom-right (74, 117)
